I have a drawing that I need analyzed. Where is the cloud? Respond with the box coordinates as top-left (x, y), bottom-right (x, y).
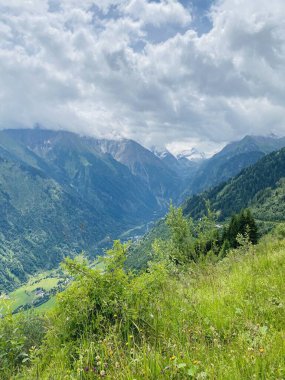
top-left (124, 0), bottom-right (191, 27)
top-left (0, 0), bottom-right (285, 154)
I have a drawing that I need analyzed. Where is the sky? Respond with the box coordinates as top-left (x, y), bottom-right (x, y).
top-left (1, 0), bottom-right (285, 155)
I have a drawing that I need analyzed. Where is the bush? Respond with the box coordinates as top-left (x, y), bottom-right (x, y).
top-left (0, 296), bottom-right (45, 379)
top-left (24, 241), bottom-right (170, 376)
top-left (273, 223), bottom-right (285, 240)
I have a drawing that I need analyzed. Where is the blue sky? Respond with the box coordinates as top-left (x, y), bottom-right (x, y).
top-left (187, 0), bottom-right (213, 34)
top-left (0, 0), bottom-right (285, 155)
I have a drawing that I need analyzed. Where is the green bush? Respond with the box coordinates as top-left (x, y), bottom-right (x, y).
top-left (0, 297), bottom-right (45, 379)
top-left (273, 223), bottom-right (285, 240)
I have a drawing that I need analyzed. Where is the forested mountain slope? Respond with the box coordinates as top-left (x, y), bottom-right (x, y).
top-left (187, 135), bottom-right (285, 195)
top-left (184, 147), bottom-right (285, 220)
top-left (0, 129), bottom-right (181, 290)
top-left (1, 129), bottom-right (285, 291)
top-left (128, 145), bottom-right (285, 271)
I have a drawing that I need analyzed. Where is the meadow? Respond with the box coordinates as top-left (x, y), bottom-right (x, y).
top-left (0, 220), bottom-right (283, 379)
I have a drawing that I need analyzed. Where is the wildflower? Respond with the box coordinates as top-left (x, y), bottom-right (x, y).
top-left (96, 355), bottom-right (101, 360)
top-left (100, 370), bottom-right (106, 377)
top-left (170, 355), bottom-right (176, 361)
top-left (115, 362), bottom-right (120, 368)
top-left (259, 348), bottom-right (265, 353)
top-left (84, 367), bottom-right (89, 372)
top-left (193, 360), bottom-right (200, 365)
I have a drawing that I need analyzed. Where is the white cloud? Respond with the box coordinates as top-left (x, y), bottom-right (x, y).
top-left (124, 0), bottom-right (191, 27)
top-left (0, 0), bottom-right (285, 154)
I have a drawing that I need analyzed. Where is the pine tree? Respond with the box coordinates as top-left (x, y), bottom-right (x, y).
top-left (244, 209), bottom-right (258, 244)
top-left (225, 209), bottom-right (258, 249)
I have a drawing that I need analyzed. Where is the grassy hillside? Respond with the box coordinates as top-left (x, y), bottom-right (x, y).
top-left (1, 225), bottom-right (284, 379)
top-left (8, 270), bottom-right (68, 313)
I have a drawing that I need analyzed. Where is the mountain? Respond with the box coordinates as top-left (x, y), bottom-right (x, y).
top-left (90, 139), bottom-right (181, 206)
top-left (127, 144), bottom-right (285, 271)
top-left (184, 146), bottom-right (285, 220)
top-left (250, 178), bottom-right (285, 222)
top-left (177, 147), bottom-right (206, 162)
top-left (152, 135), bottom-right (285, 200)
top-left (1, 129), bottom-right (160, 222)
top-left (1, 129), bottom-right (285, 291)
top-left (188, 135), bottom-right (285, 194)
top-left (152, 147), bottom-right (200, 179)
top-left (0, 128), bottom-right (184, 291)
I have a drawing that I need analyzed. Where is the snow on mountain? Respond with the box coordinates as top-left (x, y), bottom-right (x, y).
top-left (177, 148), bottom-right (206, 162)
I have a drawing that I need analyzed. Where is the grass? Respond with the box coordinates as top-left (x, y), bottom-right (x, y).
top-left (36, 296), bottom-right (57, 312)
top-left (9, 271), bottom-right (64, 311)
top-left (17, 233), bottom-right (285, 379)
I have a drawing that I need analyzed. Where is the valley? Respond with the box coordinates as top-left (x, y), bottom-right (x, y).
top-left (2, 2), bottom-right (285, 378)
top-left (9, 270), bottom-right (67, 314)
top-left (1, 129), bottom-right (285, 293)
top-left (1, 129), bottom-right (285, 379)
top-left (2, 129), bottom-right (285, 313)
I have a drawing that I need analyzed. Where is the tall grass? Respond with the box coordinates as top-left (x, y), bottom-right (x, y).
top-left (7, 232), bottom-right (283, 380)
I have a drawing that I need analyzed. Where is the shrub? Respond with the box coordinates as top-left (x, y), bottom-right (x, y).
top-left (0, 296), bottom-right (45, 379)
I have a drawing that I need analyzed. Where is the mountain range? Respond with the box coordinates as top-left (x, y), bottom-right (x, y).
top-left (184, 145), bottom-right (285, 221)
top-left (1, 128), bottom-right (285, 290)
top-left (0, 129), bottom-right (185, 290)
top-left (128, 147), bottom-right (285, 270)
top-left (185, 134), bottom-right (285, 195)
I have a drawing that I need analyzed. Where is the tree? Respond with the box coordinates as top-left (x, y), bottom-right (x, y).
top-left (166, 204), bottom-right (196, 264)
top-left (166, 203), bottom-right (220, 264)
top-left (224, 209), bottom-right (258, 249)
top-left (243, 209), bottom-right (258, 244)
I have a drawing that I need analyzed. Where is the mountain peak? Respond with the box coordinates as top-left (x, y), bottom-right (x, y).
top-left (177, 148), bottom-right (206, 162)
top-left (151, 146), bottom-right (173, 160)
